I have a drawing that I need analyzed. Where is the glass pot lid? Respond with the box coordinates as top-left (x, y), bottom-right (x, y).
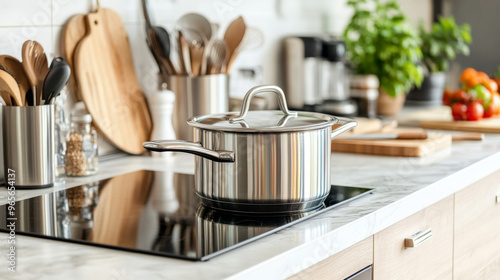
top-left (188, 85), bottom-right (338, 133)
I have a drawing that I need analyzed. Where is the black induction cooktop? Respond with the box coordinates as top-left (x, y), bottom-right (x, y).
top-left (0, 170), bottom-right (374, 261)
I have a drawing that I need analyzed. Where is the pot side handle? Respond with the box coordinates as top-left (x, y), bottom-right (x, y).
top-left (143, 140), bottom-right (235, 162)
top-left (331, 117), bottom-right (358, 138)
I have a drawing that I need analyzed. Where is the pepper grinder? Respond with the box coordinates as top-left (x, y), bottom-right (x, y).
top-left (148, 81), bottom-right (176, 157)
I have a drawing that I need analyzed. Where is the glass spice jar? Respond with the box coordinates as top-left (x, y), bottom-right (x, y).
top-left (65, 114), bottom-right (98, 176)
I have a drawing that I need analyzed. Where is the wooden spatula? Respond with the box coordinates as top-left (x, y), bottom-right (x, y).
top-left (21, 40), bottom-right (49, 105)
top-left (223, 16), bottom-right (246, 74)
top-left (178, 31), bottom-right (193, 77)
top-left (0, 55), bottom-right (30, 97)
top-left (0, 69), bottom-right (23, 106)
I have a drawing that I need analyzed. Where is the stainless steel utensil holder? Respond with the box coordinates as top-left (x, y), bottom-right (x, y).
top-left (3, 105), bottom-right (55, 188)
top-left (167, 74), bottom-right (229, 141)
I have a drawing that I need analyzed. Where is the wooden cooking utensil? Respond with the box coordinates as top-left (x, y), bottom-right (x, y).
top-left (73, 8), bottom-right (152, 155)
top-left (21, 40), bottom-right (49, 105)
top-left (189, 40), bottom-right (204, 76)
top-left (178, 31), bottom-right (193, 77)
top-left (173, 31), bottom-right (184, 75)
top-left (148, 28), bottom-right (176, 76)
top-left (0, 69), bottom-right (23, 106)
top-left (223, 16), bottom-right (246, 73)
top-left (181, 28), bottom-right (206, 76)
top-left (0, 55), bottom-right (30, 97)
top-left (152, 27), bottom-right (175, 72)
top-left (147, 28), bottom-right (170, 79)
top-left (0, 94), bottom-right (11, 106)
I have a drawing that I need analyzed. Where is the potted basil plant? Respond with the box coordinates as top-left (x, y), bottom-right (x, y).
top-left (344, 0), bottom-right (424, 115)
top-left (407, 16), bottom-right (472, 105)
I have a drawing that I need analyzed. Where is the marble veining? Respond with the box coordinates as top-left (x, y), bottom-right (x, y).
top-left (0, 133), bottom-right (499, 279)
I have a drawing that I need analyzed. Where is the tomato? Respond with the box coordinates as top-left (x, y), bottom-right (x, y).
top-left (450, 89), bottom-right (470, 104)
top-left (469, 85), bottom-right (491, 104)
top-left (465, 101), bottom-right (484, 121)
top-left (443, 89), bottom-right (452, 106)
top-left (452, 102), bottom-right (467, 120)
top-left (484, 93), bottom-right (500, 118)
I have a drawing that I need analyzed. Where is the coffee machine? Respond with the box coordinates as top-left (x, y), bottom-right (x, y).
top-left (284, 36), bottom-right (357, 116)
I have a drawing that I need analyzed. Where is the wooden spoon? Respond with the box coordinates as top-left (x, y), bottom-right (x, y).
top-left (178, 31), bottom-right (193, 77)
top-left (188, 40), bottom-right (204, 76)
top-left (0, 55), bottom-right (30, 97)
top-left (0, 70), bottom-right (23, 106)
top-left (223, 16), bottom-right (246, 74)
top-left (22, 40), bottom-right (49, 105)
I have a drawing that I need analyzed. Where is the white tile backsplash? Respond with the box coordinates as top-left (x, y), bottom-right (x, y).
top-left (0, 26), bottom-right (53, 61)
top-left (52, 0), bottom-right (143, 26)
top-left (0, 0), bottom-right (52, 27)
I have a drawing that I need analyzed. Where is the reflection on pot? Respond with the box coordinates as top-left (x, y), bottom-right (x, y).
top-left (195, 204), bottom-right (321, 256)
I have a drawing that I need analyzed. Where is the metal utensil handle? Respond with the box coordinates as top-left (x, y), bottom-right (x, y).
top-left (331, 117), bottom-right (358, 138)
top-left (404, 228), bottom-right (432, 248)
top-left (230, 85), bottom-right (297, 122)
top-left (143, 140), bottom-right (235, 162)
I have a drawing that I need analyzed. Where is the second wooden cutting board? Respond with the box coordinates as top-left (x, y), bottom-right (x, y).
top-left (332, 131), bottom-right (452, 157)
top-left (398, 106), bottom-right (500, 133)
top-left (61, 13), bottom-right (87, 101)
top-left (74, 9), bottom-right (152, 155)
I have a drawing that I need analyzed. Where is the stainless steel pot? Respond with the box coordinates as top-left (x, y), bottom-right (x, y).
top-left (144, 85), bottom-right (356, 213)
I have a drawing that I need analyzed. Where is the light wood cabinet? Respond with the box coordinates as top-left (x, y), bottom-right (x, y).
top-left (373, 196), bottom-right (454, 280)
top-left (288, 236), bottom-right (373, 280)
top-left (289, 170), bottom-right (500, 279)
top-left (454, 170), bottom-right (500, 279)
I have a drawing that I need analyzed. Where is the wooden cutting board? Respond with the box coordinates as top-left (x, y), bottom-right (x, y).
top-left (332, 132), bottom-right (452, 157)
top-left (74, 8), bottom-right (152, 155)
top-left (61, 13), bottom-right (87, 101)
top-left (420, 118), bottom-right (500, 133)
top-left (398, 106), bottom-right (500, 133)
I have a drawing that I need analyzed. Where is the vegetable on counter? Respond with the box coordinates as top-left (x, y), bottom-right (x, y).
top-left (443, 67), bottom-right (500, 121)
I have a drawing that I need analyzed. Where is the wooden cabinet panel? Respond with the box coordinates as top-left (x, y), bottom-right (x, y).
top-left (288, 236), bottom-right (373, 280)
top-left (373, 196), bottom-right (453, 280)
top-left (454, 170), bottom-right (500, 279)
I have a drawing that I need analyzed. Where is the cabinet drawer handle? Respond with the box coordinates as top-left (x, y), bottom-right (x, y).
top-left (496, 194), bottom-right (500, 204)
top-left (404, 228), bottom-right (432, 248)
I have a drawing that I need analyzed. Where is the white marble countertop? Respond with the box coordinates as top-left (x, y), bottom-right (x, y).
top-left (1, 132), bottom-right (500, 280)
